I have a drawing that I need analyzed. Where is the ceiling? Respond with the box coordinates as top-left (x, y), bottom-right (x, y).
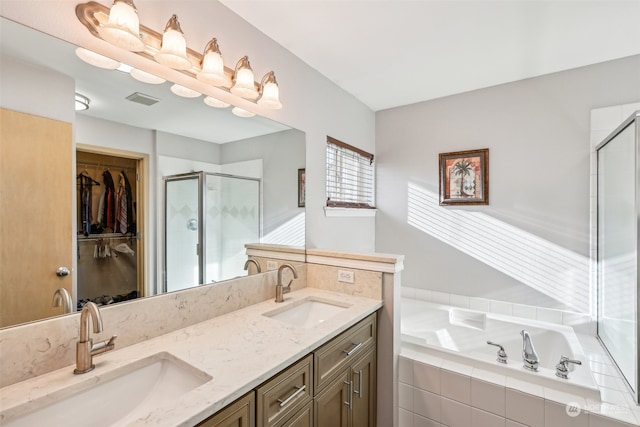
top-left (221, 0), bottom-right (640, 112)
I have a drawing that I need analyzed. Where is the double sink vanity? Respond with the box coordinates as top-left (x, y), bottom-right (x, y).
top-left (0, 281), bottom-right (384, 426)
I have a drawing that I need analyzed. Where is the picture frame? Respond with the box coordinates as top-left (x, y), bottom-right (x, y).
top-left (439, 148), bottom-right (489, 205)
top-left (298, 168), bottom-right (306, 207)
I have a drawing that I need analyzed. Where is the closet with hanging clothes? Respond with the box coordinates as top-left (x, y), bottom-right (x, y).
top-left (76, 151), bottom-right (141, 310)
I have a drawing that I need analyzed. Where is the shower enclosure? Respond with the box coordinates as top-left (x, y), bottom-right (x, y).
top-left (597, 110), bottom-right (639, 403)
top-left (164, 172), bottom-right (260, 292)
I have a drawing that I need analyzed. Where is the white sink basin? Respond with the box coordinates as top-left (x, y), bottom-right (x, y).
top-left (1, 352), bottom-right (211, 427)
top-left (263, 297), bottom-right (351, 328)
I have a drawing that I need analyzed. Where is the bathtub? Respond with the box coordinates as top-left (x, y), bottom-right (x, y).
top-left (401, 298), bottom-right (600, 399)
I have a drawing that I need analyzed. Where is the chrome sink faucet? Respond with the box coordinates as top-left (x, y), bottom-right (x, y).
top-left (74, 302), bottom-right (117, 374)
top-left (275, 264), bottom-right (298, 303)
top-left (520, 330), bottom-right (539, 371)
top-left (244, 258), bottom-right (262, 275)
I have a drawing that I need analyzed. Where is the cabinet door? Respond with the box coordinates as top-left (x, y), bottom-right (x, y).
top-left (351, 349), bottom-right (376, 427)
top-left (197, 391), bottom-right (255, 427)
top-left (314, 370), bottom-right (350, 427)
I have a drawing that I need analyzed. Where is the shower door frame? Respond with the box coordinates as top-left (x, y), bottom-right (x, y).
top-left (164, 171), bottom-right (262, 292)
top-left (595, 110), bottom-right (640, 404)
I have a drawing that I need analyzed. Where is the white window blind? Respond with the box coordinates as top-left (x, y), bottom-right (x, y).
top-left (326, 136), bottom-right (375, 208)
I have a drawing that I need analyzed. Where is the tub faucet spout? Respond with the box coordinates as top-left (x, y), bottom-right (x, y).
top-left (520, 330), bottom-right (539, 371)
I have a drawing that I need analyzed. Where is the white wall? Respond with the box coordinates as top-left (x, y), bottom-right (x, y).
top-left (376, 55), bottom-right (640, 312)
top-left (0, 0), bottom-right (376, 253)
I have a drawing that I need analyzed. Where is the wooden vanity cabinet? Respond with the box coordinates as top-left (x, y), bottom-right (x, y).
top-left (196, 391), bottom-right (255, 427)
top-left (197, 312), bottom-right (377, 427)
top-left (313, 314), bottom-right (377, 427)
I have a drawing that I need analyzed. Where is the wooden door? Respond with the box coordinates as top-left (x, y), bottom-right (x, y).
top-left (351, 349), bottom-right (377, 427)
top-left (314, 370), bottom-right (350, 427)
top-left (0, 108), bottom-right (73, 327)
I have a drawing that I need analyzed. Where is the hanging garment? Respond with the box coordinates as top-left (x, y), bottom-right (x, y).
top-left (78, 174), bottom-right (94, 236)
top-left (115, 172), bottom-right (128, 234)
top-left (100, 170), bottom-right (116, 231)
top-left (121, 171), bottom-right (135, 233)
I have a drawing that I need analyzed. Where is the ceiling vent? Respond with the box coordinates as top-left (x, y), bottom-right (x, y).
top-left (125, 92), bottom-right (160, 106)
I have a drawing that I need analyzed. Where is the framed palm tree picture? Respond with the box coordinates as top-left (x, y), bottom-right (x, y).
top-left (439, 148), bottom-right (489, 205)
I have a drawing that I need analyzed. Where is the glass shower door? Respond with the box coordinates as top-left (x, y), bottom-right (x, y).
top-left (165, 174), bottom-right (201, 292)
top-left (597, 115), bottom-right (638, 399)
top-left (204, 174), bottom-right (260, 283)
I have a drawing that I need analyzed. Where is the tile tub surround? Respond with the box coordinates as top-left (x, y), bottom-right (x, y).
top-left (0, 288), bottom-right (382, 426)
top-left (399, 349), bottom-right (640, 427)
top-left (0, 264), bottom-right (307, 388)
top-left (401, 286), bottom-right (595, 335)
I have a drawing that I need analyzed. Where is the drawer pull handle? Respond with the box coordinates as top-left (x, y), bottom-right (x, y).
top-left (344, 380), bottom-right (353, 408)
top-left (277, 385), bottom-right (306, 408)
top-left (353, 369), bottom-right (363, 398)
top-left (343, 342), bottom-right (363, 357)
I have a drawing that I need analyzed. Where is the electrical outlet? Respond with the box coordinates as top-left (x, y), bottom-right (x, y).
top-left (267, 261), bottom-right (278, 271)
top-left (338, 270), bottom-right (355, 283)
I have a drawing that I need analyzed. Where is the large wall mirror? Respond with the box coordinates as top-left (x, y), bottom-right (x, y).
top-left (0, 17), bottom-right (306, 328)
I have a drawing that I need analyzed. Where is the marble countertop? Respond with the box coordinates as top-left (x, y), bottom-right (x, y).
top-left (0, 288), bottom-right (382, 426)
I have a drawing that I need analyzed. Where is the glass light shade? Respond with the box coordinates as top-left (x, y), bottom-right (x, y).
top-left (170, 84), bottom-right (201, 98)
top-left (97, 0), bottom-right (144, 52)
top-left (155, 16), bottom-right (191, 70)
top-left (231, 107), bottom-right (255, 118)
top-left (130, 68), bottom-right (166, 84)
top-left (257, 72), bottom-right (282, 109)
top-left (75, 48), bottom-right (120, 70)
top-left (198, 52), bottom-right (230, 87)
top-left (75, 93), bottom-right (90, 111)
top-left (204, 96), bottom-right (230, 109)
top-left (231, 57), bottom-right (259, 100)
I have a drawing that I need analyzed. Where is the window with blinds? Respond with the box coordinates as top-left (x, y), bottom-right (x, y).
top-left (326, 136), bottom-right (375, 208)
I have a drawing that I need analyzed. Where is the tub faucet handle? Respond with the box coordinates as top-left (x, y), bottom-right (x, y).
top-left (487, 341), bottom-right (508, 364)
top-left (555, 355), bottom-right (582, 379)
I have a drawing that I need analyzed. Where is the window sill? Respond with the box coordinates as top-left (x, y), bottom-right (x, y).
top-left (324, 207), bottom-right (377, 217)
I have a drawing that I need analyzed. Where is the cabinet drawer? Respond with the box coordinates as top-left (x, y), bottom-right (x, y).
top-left (257, 354), bottom-right (313, 427)
top-left (314, 313), bottom-right (376, 394)
top-left (281, 401), bottom-right (313, 427)
top-left (196, 390), bottom-right (255, 427)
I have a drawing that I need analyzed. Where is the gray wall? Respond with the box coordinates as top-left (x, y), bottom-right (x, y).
top-left (376, 55), bottom-right (640, 311)
top-left (222, 129), bottom-right (306, 241)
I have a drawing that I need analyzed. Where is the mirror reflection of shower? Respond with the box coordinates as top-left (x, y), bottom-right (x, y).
top-left (165, 172), bottom-right (260, 292)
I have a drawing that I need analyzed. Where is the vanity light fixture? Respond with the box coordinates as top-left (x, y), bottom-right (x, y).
top-left (76, 2), bottom-right (283, 110)
top-left (230, 56), bottom-right (259, 100)
top-left (197, 38), bottom-right (230, 87)
top-left (75, 93), bottom-right (90, 111)
top-left (170, 83), bottom-right (201, 98)
top-left (232, 106), bottom-right (255, 118)
top-left (204, 96), bottom-right (230, 109)
top-left (155, 15), bottom-right (191, 70)
top-left (75, 47), bottom-right (121, 69)
top-left (130, 68), bottom-right (166, 84)
top-left (257, 71), bottom-right (282, 110)
top-left (96, 0), bottom-right (144, 52)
